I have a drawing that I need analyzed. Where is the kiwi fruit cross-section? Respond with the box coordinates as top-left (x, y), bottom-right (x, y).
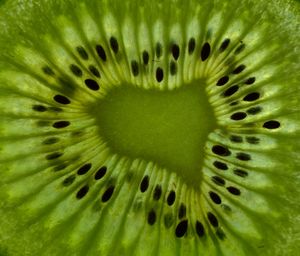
top-left (0, 0), bottom-right (299, 255)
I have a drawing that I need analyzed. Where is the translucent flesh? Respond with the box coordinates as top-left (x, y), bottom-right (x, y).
top-left (0, 0), bottom-right (299, 256)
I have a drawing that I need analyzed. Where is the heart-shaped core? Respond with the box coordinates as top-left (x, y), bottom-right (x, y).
top-left (90, 80), bottom-right (217, 185)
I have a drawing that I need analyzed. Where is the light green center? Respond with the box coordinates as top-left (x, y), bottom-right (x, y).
top-left (90, 80), bottom-right (216, 185)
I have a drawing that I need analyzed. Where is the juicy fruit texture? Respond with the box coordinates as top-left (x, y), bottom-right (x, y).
top-left (0, 0), bottom-right (299, 256)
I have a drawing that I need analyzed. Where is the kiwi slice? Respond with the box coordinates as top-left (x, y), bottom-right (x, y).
top-left (0, 0), bottom-right (299, 255)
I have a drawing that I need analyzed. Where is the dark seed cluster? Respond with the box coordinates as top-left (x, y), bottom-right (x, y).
top-left (35, 33), bottom-right (284, 244)
top-left (70, 165), bottom-right (109, 200)
top-left (139, 175), bottom-right (228, 240)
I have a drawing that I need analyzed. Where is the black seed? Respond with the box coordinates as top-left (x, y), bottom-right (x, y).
top-left (85, 79), bottom-right (100, 91)
top-left (102, 185), bottom-right (115, 202)
top-left (230, 135), bottom-right (243, 143)
top-left (234, 44), bottom-right (245, 55)
top-left (246, 136), bottom-right (260, 144)
top-left (131, 60), bottom-right (139, 76)
top-left (230, 112), bottom-right (247, 120)
top-left (53, 121), bottom-right (70, 128)
top-left (216, 76), bottom-right (229, 86)
top-left (76, 185), bottom-right (89, 199)
top-left (263, 120), bottom-right (280, 129)
top-left (142, 51), bottom-right (149, 65)
top-left (153, 185), bottom-right (162, 200)
top-left (167, 190), bottom-right (176, 206)
top-left (46, 152), bottom-right (63, 160)
top-left (196, 221), bottom-right (205, 237)
top-left (156, 42), bottom-right (162, 58)
top-left (76, 46), bottom-right (89, 60)
top-left (110, 37), bottom-right (119, 54)
top-left (236, 152), bottom-right (251, 161)
top-left (223, 85), bottom-right (239, 97)
top-left (89, 65), bottom-right (101, 78)
top-left (156, 67), bottom-right (164, 82)
top-left (32, 105), bottom-right (47, 112)
top-left (175, 220), bottom-right (188, 238)
top-left (170, 61), bottom-right (177, 75)
top-left (171, 44), bottom-right (180, 60)
top-left (42, 66), bottom-right (55, 76)
top-left (247, 106), bottom-right (262, 115)
top-left (212, 145), bottom-right (231, 156)
top-left (94, 166), bottom-right (107, 180)
top-left (229, 101), bottom-right (238, 106)
top-left (232, 64), bottom-right (246, 74)
top-left (245, 77), bottom-right (256, 85)
top-left (140, 175), bottom-right (149, 192)
top-left (53, 95), bottom-right (71, 105)
top-left (188, 38), bottom-right (196, 54)
top-left (219, 38), bottom-right (230, 52)
top-left (234, 169), bottom-right (248, 177)
top-left (243, 92), bottom-right (260, 101)
top-left (178, 203), bottom-right (186, 219)
top-left (48, 107), bottom-right (63, 113)
top-left (211, 176), bottom-right (225, 186)
top-left (164, 213), bottom-right (174, 228)
top-left (201, 42), bottom-right (211, 61)
top-left (53, 163), bottom-right (67, 172)
top-left (216, 229), bottom-right (226, 240)
top-left (148, 209), bottom-right (156, 225)
top-left (70, 64), bottom-right (83, 77)
top-left (227, 186), bottom-right (241, 195)
top-left (43, 137), bottom-right (59, 145)
top-left (77, 163), bottom-right (92, 175)
top-left (213, 161), bottom-right (228, 170)
top-left (207, 212), bottom-right (218, 227)
top-left (209, 191), bottom-right (222, 204)
top-left (96, 44), bottom-right (107, 61)
top-left (62, 175), bottom-right (76, 186)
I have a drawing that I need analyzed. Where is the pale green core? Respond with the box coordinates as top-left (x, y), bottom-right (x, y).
top-left (90, 80), bottom-right (216, 185)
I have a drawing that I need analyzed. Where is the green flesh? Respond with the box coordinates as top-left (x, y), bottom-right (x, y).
top-left (0, 0), bottom-right (299, 256)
